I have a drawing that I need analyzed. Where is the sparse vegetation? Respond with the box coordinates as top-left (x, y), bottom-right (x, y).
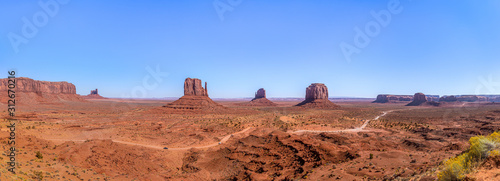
top-left (438, 131), bottom-right (500, 181)
top-left (35, 151), bottom-right (43, 159)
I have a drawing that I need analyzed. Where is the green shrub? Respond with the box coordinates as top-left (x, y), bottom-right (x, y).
top-left (35, 151), bottom-right (43, 159)
top-left (438, 132), bottom-right (500, 181)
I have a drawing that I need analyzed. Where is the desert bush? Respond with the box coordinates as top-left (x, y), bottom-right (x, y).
top-left (438, 131), bottom-right (500, 181)
top-left (35, 151), bottom-right (43, 159)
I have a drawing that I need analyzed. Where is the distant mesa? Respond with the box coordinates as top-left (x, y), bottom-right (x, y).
top-left (373, 94), bottom-right (413, 103)
top-left (374, 94), bottom-right (440, 104)
top-left (82, 88), bottom-right (106, 99)
top-left (0, 77), bottom-right (83, 104)
top-left (406, 93), bottom-right (428, 106)
top-left (295, 83), bottom-right (339, 108)
top-left (239, 88), bottom-right (277, 106)
top-left (439, 96), bottom-right (458, 102)
top-left (163, 78), bottom-right (224, 110)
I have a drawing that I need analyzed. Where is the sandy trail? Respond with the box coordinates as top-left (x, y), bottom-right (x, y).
top-left (44, 111), bottom-right (394, 151)
top-left (291, 110), bottom-right (393, 134)
top-left (46, 127), bottom-right (254, 151)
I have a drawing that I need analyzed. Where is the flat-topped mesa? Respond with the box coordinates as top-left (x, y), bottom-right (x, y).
top-left (0, 77), bottom-right (83, 104)
top-left (373, 94), bottom-right (413, 103)
top-left (406, 93), bottom-right (428, 106)
top-left (296, 83), bottom-right (339, 108)
top-left (0, 77), bottom-right (76, 94)
top-left (254, 88), bottom-right (266, 99)
top-left (184, 78), bottom-right (208, 96)
top-left (440, 96), bottom-right (458, 102)
top-left (164, 78), bottom-right (223, 110)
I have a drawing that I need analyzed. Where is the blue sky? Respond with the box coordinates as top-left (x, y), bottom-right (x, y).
top-left (1, 0), bottom-right (500, 98)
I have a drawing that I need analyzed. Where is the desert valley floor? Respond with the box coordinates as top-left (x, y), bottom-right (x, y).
top-left (1, 99), bottom-right (500, 180)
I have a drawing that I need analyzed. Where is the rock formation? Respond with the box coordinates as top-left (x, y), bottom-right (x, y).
top-left (406, 93), bottom-right (428, 106)
top-left (457, 95), bottom-right (478, 102)
top-left (83, 88), bottom-right (106, 99)
top-left (0, 77), bottom-right (83, 104)
top-left (439, 96), bottom-right (458, 102)
top-left (164, 78), bottom-right (223, 110)
top-left (295, 83), bottom-right (339, 108)
top-left (0, 77), bottom-right (76, 94)
top-left (255, 88), bottom-right (266, 99)
top-left (240, 88), bottom-right (277, 106)
top-left (373, 94), bottom-right (413, 103)
top-left (184, 78), bottom-right (208, 96)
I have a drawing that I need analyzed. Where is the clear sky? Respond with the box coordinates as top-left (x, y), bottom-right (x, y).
top-left (1, 0), bottom-right (500, 98)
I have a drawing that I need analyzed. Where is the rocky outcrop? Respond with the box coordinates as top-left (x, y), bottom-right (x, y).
top-left (164, 78), bottom-right (223, 110)
top-left (0, 77), bottom-right (76, 94)
top-left (0, 77), bottom-right (83, 104)
top-left (373, 94), bottom-right (413, 103)
top-left (296, 83), bottom-right (339, 108)
top-left (426, 95), bottom-right (440, 102)
top-left (440, 96), bottom-right (458, 102)
top-left (83, 89), bottom-right (106, 99)
top-left (406, 93), bottom-right (428, 106)
top-left (457, 95), bottom-right (480, 102)
top-left (184, 78), bottom-right (208, 96)
top-left (254, 88), bottom-right (266, 99)
top-left (240, 88), bottom-right (277, 106)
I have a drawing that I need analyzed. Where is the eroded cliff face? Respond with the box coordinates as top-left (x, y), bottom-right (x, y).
top-left (0, 77), bottom-right (76, 94)
top-left (296, 83), bottom-right (339, 108)
top-left (184, 78), bottom-right (208, 97)
top-left (0, 77), bottom-right (83, 104)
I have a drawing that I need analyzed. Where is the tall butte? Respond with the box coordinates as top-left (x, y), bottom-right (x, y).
top-left (295, 83), bottom-right (339, 108)
top-left (164, 78), bottom-right (223, 110)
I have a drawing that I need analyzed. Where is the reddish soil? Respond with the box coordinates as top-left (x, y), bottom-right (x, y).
top-left (1, 99), bottom-right (500, 180)
top-left (238, 97), bottom-right (277, 107)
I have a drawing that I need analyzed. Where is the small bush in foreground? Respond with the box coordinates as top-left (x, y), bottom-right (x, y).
top-left (438, 131), bottom-right (500, 181)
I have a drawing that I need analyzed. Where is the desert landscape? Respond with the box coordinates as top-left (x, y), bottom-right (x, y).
top-left (1, 77), bottom-right (500, 180)
top-left (3, 1), bottom-right (500, 180)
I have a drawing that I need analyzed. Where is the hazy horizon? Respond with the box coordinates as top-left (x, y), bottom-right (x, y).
top-left (2, 1), bottom-right (500, 98)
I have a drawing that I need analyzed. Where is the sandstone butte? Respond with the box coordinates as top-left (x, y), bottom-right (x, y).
top-left (163, 78), bottom-right (223, 110)
top-left (406, 93), bottom-right (428, 106)
top-left (82, 89), bottom-right (106, 99)
top-left (240, 88), bottom-right (277, 106)
top-left (295, 83), bottom-right (339, 108)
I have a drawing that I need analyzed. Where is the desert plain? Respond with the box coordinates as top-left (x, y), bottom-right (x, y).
top-left (2, 94), bottom-right (500, 180)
